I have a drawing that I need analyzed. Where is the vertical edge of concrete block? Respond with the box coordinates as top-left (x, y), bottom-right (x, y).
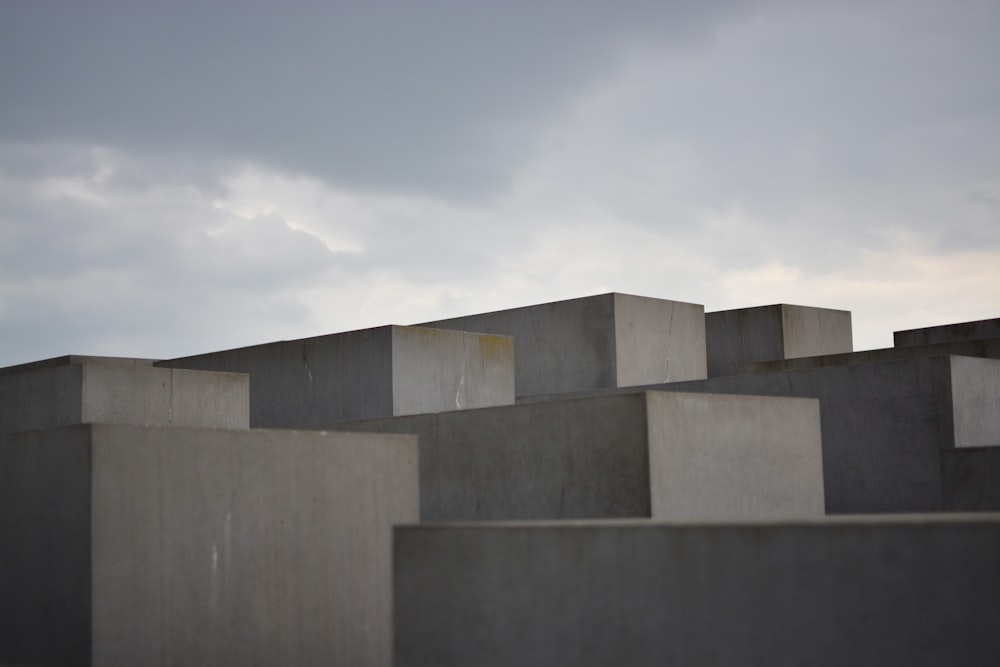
top-left (645, 392), bottom-right (825, 520)
top-left (88, 425), bottom-right (418, 666)
top-left (705, 305), bottom-right (784, 377)
top-left (0, 425), bottom-right (93, 666)
top-left (949, 356), bottom-right (1000, 448)
top-left (390, 326), bottom-right (515, 416)
top-left (613, 294), bottom-right (706, 386)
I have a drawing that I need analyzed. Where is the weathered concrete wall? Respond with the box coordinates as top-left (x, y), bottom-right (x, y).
top-left (420, 293), bottom-right (706, 397)
top-left (705, 304), bottom-right (853, 377)
top-left (323, 391), bottom-right (823, 521)
top-left (895, 317), bottom-right (1000, 347)
top-left (0, 360), bottom-right (249, 435)
top-left (0, 424), bottom-right (419, 667)
top-left (743, 337), bottom-right (1000, 374)
top-left (610, 355), bottom-right (1000, 513)
top-left (158, 325), bottom-right (513, 427)
top-left (394, 516), bottom-right (1000, 667)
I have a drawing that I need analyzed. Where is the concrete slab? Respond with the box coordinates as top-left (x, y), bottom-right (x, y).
top-left (158, 325), bottom-right (514, 427)
top-left (394, 515), bottom-right (1000, 667)
top-left (705, 304), bottom-right (853, 377)
top-left (0, 424), bottom-right (418, 667)
top-left (419, 293), bottom-right (706, 397)
top-left (743, 337), bottom-right (1000, 373)
top-left (321, 391), bottom-right (824, 521)
top-left (895, 317), bottom-right (1000, 347)
top-left (597, 355), bottom-right (1000, 513)
top-left (0, 360), bottom-right (249, 435)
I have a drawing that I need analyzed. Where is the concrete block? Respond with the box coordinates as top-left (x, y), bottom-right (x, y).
top-left (744, 337), bottom-right (1000, 374)
top-left (394, 515), bottom-right (1000, 667)
top-left (158, 325), bottom-right (514, 427)
top-left (0, 424), bottom-right (418, 667)
top-left (420, 293), bottom-right (706, 397)
top-left (0, 358), bottom-right (249, 435)
top-left (619, 355), bottom-right (1000, 513)
top-left (895, 317), bottom-right (1000, 347)
top-left (705, 304), bottom-right (853, 377)
top-left (322, 391), bottom-right (824, 521)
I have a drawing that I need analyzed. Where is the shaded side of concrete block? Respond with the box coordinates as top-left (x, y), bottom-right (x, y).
top-left (706, 304), bottom-right (853, 377)
top-left (0, 426), bottom-right (93, 666)
top-left (325, 392), bottom-right (823, 521)
top-left (941, 448), bottom-right (1000, 510)
top-left (0, 363), bottom-right (249, 435)
top-left (1, 424), bottom-right (419, 667)
top-left (895, 317), bottom-right (1000, 347)
top-left (394, 517), bottom-right (1000, 667)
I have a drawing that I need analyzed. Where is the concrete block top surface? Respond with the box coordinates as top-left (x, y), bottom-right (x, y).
top-left (158, 324), bottom-right (514, 426)
top-left (895, 317), bottom-right (1000, 347)
top-left (420, 292), bottom-right (706, 396)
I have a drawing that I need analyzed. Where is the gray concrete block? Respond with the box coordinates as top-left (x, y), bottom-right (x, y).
top-left (158, 325), bottom-right (514, 427)
top-left (322, 391), bottom-right (824, 521)
top-left (743, 337), bottom-right (1000, 374)
top-left (0, 424), bottom-right (418, 666)
top-left (394, 515), bottom-right (1000, 667)
top-left (895, 317), bottom-right (1000, 347)
top-left (0, 359), bottom-right (249, 435)
top-left (420, 293), bottom-right (706, 397)
top-left (611, 355), bottom-right (1000, 513)
top-left (705, 304), bottom-right (853, 377)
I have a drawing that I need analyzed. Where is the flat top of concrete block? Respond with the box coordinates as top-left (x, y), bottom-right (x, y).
top-left (402, 512), bottom-right (1000, 531)
top-left (0, 355), bottom-right (159, 376)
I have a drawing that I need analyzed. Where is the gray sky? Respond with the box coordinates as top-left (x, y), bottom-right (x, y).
top-left (2, 0), bottom-right (998, 367)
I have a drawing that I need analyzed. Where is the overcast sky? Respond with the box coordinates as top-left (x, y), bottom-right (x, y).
top-left (1, 0), bottom-right (997, 367)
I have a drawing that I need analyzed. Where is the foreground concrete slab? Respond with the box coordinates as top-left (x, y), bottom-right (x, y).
top-left (895, 317), bottom-right (1000, 347)
top-left (158, 325), bottom-right (514, 427)
top-left (0, 424), bottom-right (418, 667)
top-left (705, 304), bottom-right (852, 377)
top-left (744, 337), bottom-right (1000, 374)
top-left (0, 358), bottom-right (249, 435)
top-left (597, 355), bottom-right (1000, 513)
top-left (322, 391), bottom-right (824, 521)
top-left (420, 293), bottom-right (706, 397)
top-left (394, 515), bottom-right (1000, 667)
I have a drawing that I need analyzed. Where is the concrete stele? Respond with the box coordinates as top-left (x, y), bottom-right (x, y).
top-left (420, 293), bottom-right (706, 398)
top-left (158, 325), bottom-right (514, 427)
top-left (705, 304), bottom-right (853, 377)
top-left (0, 423), bottom-right (419, 667)
top-left (322, 391), bottom-right (824, 521)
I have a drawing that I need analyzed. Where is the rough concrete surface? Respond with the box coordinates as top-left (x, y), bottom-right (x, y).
top-left (895, 317), bottom-right (1000, 347)
top-left (0, 424), bottom-right (418, 667)
top-left (323, 391), bottom-right (823, 521)
top-left (158, 325), bottom-right (514, 427)
top-left (421, 293), bottom-right (706, 397)
top-left (394, 516), bottom-right (1000, 667)
top-left (0, 361), bottom-right (249, 435)
top-left (705, 304), bottom-right (853, 377)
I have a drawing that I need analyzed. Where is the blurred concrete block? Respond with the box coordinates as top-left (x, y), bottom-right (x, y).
top-left (158, 325), bottom-right (514, 427)
top-left (706, 304), bottom-right (852, 377)
top-left (0, 424), bottom-right (418, 666)
top-left (895, 317), bottom-right (1000, 347)
top-left (394, 515), bottom-right (1000, 667)
top-left (324, 391), bottom-right (824, 521)
top-left (0, 357), bottom-right (249, 435)
top-left (420, 293), bottom-right (706, 397)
